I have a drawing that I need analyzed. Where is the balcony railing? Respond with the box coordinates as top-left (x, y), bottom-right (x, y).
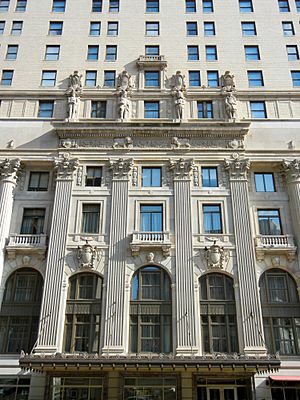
top-left (131, 231), bottom-right (171, 257)
top-left (254, 234), bottom-right (296, 261)
top-left (6, 234), bottom-right (48, 259)
top-left (138, 55), bottom-right (165, 62)
top-left (136, 55), bottom-right (167, 69)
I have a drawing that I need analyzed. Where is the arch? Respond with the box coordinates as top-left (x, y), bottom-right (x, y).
top-left (0, 268), bottom-right (43, 353)
top-left (127, 261), bottom-right (173, 286)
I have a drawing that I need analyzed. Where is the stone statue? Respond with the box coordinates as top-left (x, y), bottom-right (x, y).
top-left (77, 240), bottom-right (97, 269)
top-left (118, 89), bottom-right (130, 119)
top-left (221, 71), bottom-right (235, 93)
top-left (68, 70), bottom-right (83, 95)
top-left (225, 92), bottom-right (238, 120)
top-left (116, 71), bottom-right (132, 120)
top-left (172, 71), bottom-right (186, 92)
top-left (117, 70), bottom-right (132, 93)
top-left (171, 71), bottom-right (186, 120)
top-left (66, 71), bottom-right (82, 120)
top-left (174, 90), bottom-right (185, 120)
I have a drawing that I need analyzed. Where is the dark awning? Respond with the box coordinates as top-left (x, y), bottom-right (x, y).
top-left (270, 376), bottom-right (300, 381)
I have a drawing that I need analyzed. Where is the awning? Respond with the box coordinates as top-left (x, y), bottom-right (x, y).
top-left (270, 376), bottom-right (300, 381)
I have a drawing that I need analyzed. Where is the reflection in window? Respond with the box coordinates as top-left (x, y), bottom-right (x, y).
top-left (123, 376), bottom-right (177, 400)
top-left (81, 204), bottom-right (100, 233)
top-left (257, 209), bottom-right (281, 235)
top-left (255, 173), bottom-right (275, 192)
top-left (50, 377), bottom-right (104, 400)
top-left (142, 167), bottom-right (161, 187)
top-left (140, 204), bottom-right (163, 232)
top-left (20, 208), bottom-right (45, 234)
top-left (203, 204), bottom-right (222, 233)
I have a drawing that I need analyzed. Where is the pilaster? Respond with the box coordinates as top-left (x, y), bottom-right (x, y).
top-left (224, 154), bottom-right (266, 355)
top-left (102, 158), bottom-right (132, 354)
top-left (0, 158), bottom-right (21, 305)
top-left (35, 154), bottom-right (78, 353)
top-left (169, 158), bottom-right (197, 354)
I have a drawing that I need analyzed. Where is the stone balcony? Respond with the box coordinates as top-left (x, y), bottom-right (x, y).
top-left (254, 234), bottom-right (297, 261)
top-left (136, 55), bottom-right (167, 69)
top-left (130, 231), bottom-right (171, 257)
top-left (6, 234), bottom-right (48, 259)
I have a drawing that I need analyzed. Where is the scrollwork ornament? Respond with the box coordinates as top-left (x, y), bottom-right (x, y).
top-left (54, 153), bottom-right (79, 180)
top-left (0, 158), bottom-right (21, 183)
top-left (282, 159), bottom-right (300, 183)
top-left (204, 240), bottom-right (229, 269)
top-left (168, 158), bottom-right (194, 180)
top-left (109, 158), bottom-right (133, 179)
top-left (77, 240), bottom-right (98, 269)
top-left (224, 153), bottom-right (250, 181)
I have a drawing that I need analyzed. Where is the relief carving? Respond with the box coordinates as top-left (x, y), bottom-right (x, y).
top-left (221, 71), bottom-right (238, 121)
top-left (282, 159), bottom-right (300, 183)
top-left (224, 153), bottom-right (250, 181)
top-left (168, 158), bottom-right (194, 180)
top-left (117, 71), bottom-right (133, 120)
top-left (109, 158), bottom-right (133, 179)
top-left (66, 71), bottom-right (83, 121)
top-left (204, 241), bottom-right (230, 269)
top-left (171, 71), bottom-right (186, 120)
top-left (0, 158), bottom-right (21, 183)
top-left (54, 153), bottom-right (79, 180)
top-left (77, 240), bottom-right (98, 269)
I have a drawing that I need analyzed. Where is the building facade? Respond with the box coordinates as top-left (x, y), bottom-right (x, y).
top-left (0, 0), bottom-right (300, 399)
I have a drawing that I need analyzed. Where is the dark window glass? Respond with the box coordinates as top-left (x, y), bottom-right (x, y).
top-left (250, 101), bottom-right (266, 118)
top-left (28, 172), bottom-right (49, 191)
top-left (255, 173), bottom-right (275, 192)
top-left (203, 204), bottom-right (222, 233)
top-left (207, 71), bottom-right (219, 87)
top-left (198, 101), bottom-right (213, 118)
top-left (146, 0), bottom-right (159, 12)
top-left (87, 45), bottom-right (99, 60)
top-left (239, 0), bottom-right (253, 12)
top-left (52, 0), bottom-right (65, 12)
top-left (278, 0), bottom-right (290, 12)
top-left (109, 0), bottom-right (119, 12)
top-left (296, 0), bottom-right (300, 11)
top-left (140, 204), bottom-right (163, 231)
top-left (187, 45), bottom-right (199, 60)
top-left (81, 204), bottom-right (100, 233)
top-left (38, 101), bottom-right (54, 117)
top-left (92, 0), bottom-right (102, 11)
top-left (186, 0), bottom-right (196, 12)
top-left (144, 101), bottom-right (159, 118)
top-left (0, 21), bottom-right (5, 34)
top-left (104, 70), bottom-right (116, 86)
top-left (245, 45), bottom-right (260, 60)
top-left (91, 101), bottom-right (106, 117)
top-left (20, 208), bottom-right (45, 234)
top-left (85, 167), bottom-right (102, 186)
top-left (258, 209), bottom-right (282, 235)
top-left (142, 167), bottom-right (161, 187)
top-left (202, 167), bottom-right (218, 187)
top-left (187, 21), bottom-right (198, 35)
top-left (1, 70), bottom-right (13, 85)
top-left (189, 70), bottom-right (201, 86)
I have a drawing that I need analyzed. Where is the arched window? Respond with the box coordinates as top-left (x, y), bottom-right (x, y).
top-left (200, 273), bottom-right (238, 353)
top-left (64, 273), bottom-right (102, 353)
top-left (130, 266), bottom-right (172, 353)
top-left (0, 268), bottom-right (43, 353)
top-left (260, 268), bottom-right (300, 355)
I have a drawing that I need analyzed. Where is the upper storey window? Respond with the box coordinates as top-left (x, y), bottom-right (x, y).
top-left (28, 172), bottom-right (49, 191)
top-left (142, 167), bottom-right (161, 187)
top-left (0, 0), bottom-right (9, 11)
top-left (239, 0), bottom-right (253, 12)
top-left (52, 0), bottom-right (65, 12)
top-left (92, 0), bottom-right (102, 12)
top-left (250, 101), bottom-right (266, 118)
top-left (255, 173), bottom-right (275, 192)
top-left (204, 21), bottom-right (215, 36)
top-left (107, 21), bottom-right (118, 35)
top-left (49, 21), bottom-right (63, 35)
top-left (15, 0), bottom-right (26, 11)
top-left (144, 101), bottom-right (159, 118)
top-left (85, 167), bottom-right (102, 187)
top-left (38, 101), bottom-right (54, 118)
top-left (145, 71), bottom-right (160, 87)
top-left (145, 45), bottom-right (159, 55)
top-left (41, 70), bottom-right (57, 86)
top-left (258, 209), bottom-right (282, 235)
top-left (146, 21), bottom-right (159, 35)
top-left (202, 0), bottom-right (213, 12)
top-left (11, 21), bottom-right (23, 35)
top-left (202, 167), bottom-right (218, 187)
top-left (186, 21), bottom-right (198, 35)
top-left (282, 21), bottom-right (294, 35)
top-left (90, 21), bottom-right (101, 35)
top-left (21, 208), bottom-right (45, 234)
top-left (241, 21), bottom-right (256, 35)
top-left (186, 0), bottom-right (196, 12)
top-left (278, 0), bottom-right (290, 12)
top-left (109, 0), bottom-right (119, 12)
top-left (146, 0), bottom-right (159, 12)
top-left (296, 0), bottom-right (300, 11)
top-left (0, 21), bottom-right (5, 33)
top-left (1, 70), bottom-right (13, 85)
top-left (291, 71), bottom-right (300, 87)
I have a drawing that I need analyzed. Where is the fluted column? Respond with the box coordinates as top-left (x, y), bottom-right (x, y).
top-left (0, 158), bottom-right (20, 305)
top-left (225, 154), bottom-right (266, 354)
top-left (35, 154), bottom-right (78, 353)
top-left (102, 158), bottom-right (132, 354)
top-left (169, 158), bottom-right (197, 354)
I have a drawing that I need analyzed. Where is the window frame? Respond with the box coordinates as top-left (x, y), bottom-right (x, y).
top-left (207, 70), bottom-right (219, 87)
top-left (189, 70), bottom-right (201, 86)
top-left (291, 70), bottom-right (300, 86)
top-left (187, 45), bottom-right (199, 61)
top-left (41, 70), bottom-right (57, 87)
top-left (38, 100), bottom-right (54, 118)
top-left (278, 0), bottom-right (290, 12)
top-left (239, 0), bottom-right (253, 12)
top-left (52, 0), bottom-right (65, 12)
top-left (186, 0), bottom-right (196, 12)
top-left (107, 21), bottom-right (118, 36)
top-left (85, 166), bottom-right (103, 187)
top-left (241, 21), bottom-right (256, 36)
top-left (85, 70), bottom-right (97, 87)
top-left (286, 45), bottom-right (299, 60)
top-left (250, 101), bottom-right (266, 118)
top-left (11, 20), bottom-right (23, 35)
top-left (105, 45), bottom-right (117, 61)
top-left (49, 21), bottom-right (63, 35)
top-left (92, 0), bottom-right (102, 12)
top-left (257, 209), bottom-right (282, 235)
top-left (197, 101), bottom-right (213, 118)
top-left (247, 70), bottom-right (264, 87)
top-left (91, 101), bottom-right (107, 118)
top-left (146, 0), bottom-right (159, 12)
top-left (45, 45), bottom-right (60, 61)
top-left (6, 44), bottom-right (18, 60)
top-left (109, 0), bottom-right (119, 12)
top-left (145, 21), bottom-right (159, 36)
top-left (142, 167), bottom-right (162, 187)
top-left (87, 45), bottom-right (99, 60)
top-left (186, 21), bottom-right (198, 36)
top-left (15, 0), bottom-right (26, 12)
top-left (245, 45), bottom-right (260, 60)
top-left (203, 0), bottom-right (213, 12)
top-left (1, 69), bottom-right (13, 85)
top-left (205, 45), bottom-right (218, 61)
top-left (202, 204), bottom-right (223, 234)
top-left (104, 70), bottom-right (116, 87)
top-left (204, 21), bottom-right (215, 36)
top-left (90, 21), bottom-right (101, 36)
top-left (202, 167), bottom-right (218, 188)
top-left (254, 173), bottom-right (276, 192)
top-left (282, 21), bottom-right (294, 35)
top-left (28, 171), bottom-right (50, 191)
top-left (81, 203), bottom-right (101, 234)
top-left (144, 101), bottom-right (160, 118)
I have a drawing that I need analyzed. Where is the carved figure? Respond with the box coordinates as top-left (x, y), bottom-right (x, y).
top-left (174, 90), bottom-right (185, 120)
top-left (67, 88), bottom-right (80, 120)
top-left (119, 90), bottom-right (130, 119)
top-left (117, 70), bottom-right (132, 93)
top-left (172, 71), bottom-right (186, 92)
top-left (204, 241), bottom-right (229, 269)
top-left (77, 240), bottom-right (97, 269)
top-left (225, 92), bottom-right (238, 120)
top-left (221, 71), bottom-right (235, 93)
top-left (68, 70), bottom-right (83, 95)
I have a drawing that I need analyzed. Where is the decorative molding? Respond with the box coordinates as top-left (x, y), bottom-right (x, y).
top-left (204, 241), bottom-right (230, 269)
top-left (77, 240), bottom-right (98, 269)
top-left (168, 158), bottom-right (194, 180)
top-left (0, 158), bottom-right (21, 184)
top-left (224, 153), bottom-right (250, 181)
top-left (132, 166), bottom-right (138, 186)
top-left (53, 153), bottom-right (79, 180)
top-left (109, 158), bottom-right (133, 179)
top-left (282, 159), bottom-right (300, 183)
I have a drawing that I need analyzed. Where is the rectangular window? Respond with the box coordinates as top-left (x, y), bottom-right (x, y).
top-left (258, 209), bottom-right (282, 235)
top-left (45, 45), bottom-right (60, 60)
top-left (282, 21), bottom-right (294, 35)
top-left (109, 0), bottom-right (119, 12)
top-left (189, 70), bottom-right (201, 86)
top-left (6, 45), bottom-right (18, 60)
top-left (1, 70), bottom-right (13, 85)
top-left (146, 0), bottom-right (159, 12)
top-left (28, 172), bottom-right (49, 191)
top-left (142, 167), bottom-right (161, 187)
top-left (207, 70), bottom-right (219, 87)
top-left (0, 0), bottom-right (9, 11)
top-left (204, 21), bottom-right (215, 36)
top-left (85, 70), bottom-right (97, 86)
top-left (250, 101), bottom-right (266, 118)
top-left (146, 21), bottom-right (159, 35)
top-left (87, 45), bottom-right (99, 60)
top-left (197, 101), bottom-right (213, 118)
top-left (186, 0), bottom-right (196, 12)
top-left (90, 21), bottom-right (101, 35)
top-left (21, 208), bottom-right (45, 234)
top-left (41, 71), bottom-right (56, 86)
top-left (145, 45), bottom-right (159, 55)
top-left (52, 0), bottom-right (65, 12)
top-left (11, 21), bottom-right (23, 35)
top-left (206, 45), bottom-right (217, 60)
top-left (291, 70), bottom-right (300, 86)
top-left (92, 0), bottom-right (102, 12)
top-left (49, 21), bottom-right (63, 35)
top-left (203, 204), bottom-right (222, 234)
top-left (278, 0), bottom-right (290, 12)
top-left (241, 21), bottom-right (256, 35)
top-left (202, 167), bottom-right (218, 187)
top-left (38, 100), bottom-right (54, 117)
top-left (140, 204), bottom-right (163, 231)
top-left (85, 167), bottom-right (102, 186)
top-left (0, 21), bottom-right (5, 34)
top-left (255, 173), bottom-right (275, 192)
top-left (144, 101), bottom-right (159, 118)
top-left (287, 45), bottom-right (299, 60)
top-left (296, 0), bottom-right (300, 11)
top-left (187, 45), bottom-right (199, 60)
top-left (187, 21), bottom-right (198, 35)
top-left (104, 70), bottom-right (116, 86)
top-left (239, 0), bottom-right (253, 12)
top-left (145, 71), bottom-right (160, 87)
top-left (203, 0), bottom-right (213, 12)
top-left (15, 0), bottom-right (26, 11)
top-left (107, 21), bottom-right (118, 35)
top-left (81, 204), bottom-right (100, 234)
top-left (248, 70), bottom-right (264, 87)
top-left (105, 45), bottom-right (117, 61)
top-left (245, 45), bottom-right (260, 60)
top-left (91, 101), bottom-right (106, 117)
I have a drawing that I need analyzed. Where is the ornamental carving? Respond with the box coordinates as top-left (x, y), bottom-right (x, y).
top-left (109, 158), bottom-right (133, 179)
top-left (0, 158), bottom-right (21, 183)
top-left (168, 158), bottom-right (194, 180)
top-left (282, 159), bottom-right (300, 183)
top-left (224, 153), bottom-right (250, 181)
top-left (221, 71), bottom-right (236, 93)
top-left (204, 240), bottom-right (229, 269)
top-left (221, 71), bottom-right (238, 121)
top-left (77, 240), bottom-right (98, 269)
top-left (66, 71), bottom-right (83, 121)
top-left (54, 153), bottom-right (79, 180)
top-left (171, 71), bottom-right (186, 120)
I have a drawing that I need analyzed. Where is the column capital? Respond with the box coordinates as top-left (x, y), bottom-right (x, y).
top-left (224, 153), bottom-right (250, 181)
top-left (54, 153), bottom-right (79, 180)
top-left (0, 158), bottom-right (21, 184)
top-left (168, 158), bottom-right (194, 180)
top-left (282, 159), bottom-right (300, 183)
top-left (109, 158), bottom-right (133, 179)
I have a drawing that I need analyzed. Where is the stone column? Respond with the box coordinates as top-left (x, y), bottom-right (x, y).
top-left (102, 158), bottom-right (132, 354)
top-left (35, 154), bottom-right (78, 353)
top-left (225, 154), bottom-right (266, 354)
top-left (0, 158), bottom-right (20, 305)
top-left (169, 158), bottom-right (197, 354)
